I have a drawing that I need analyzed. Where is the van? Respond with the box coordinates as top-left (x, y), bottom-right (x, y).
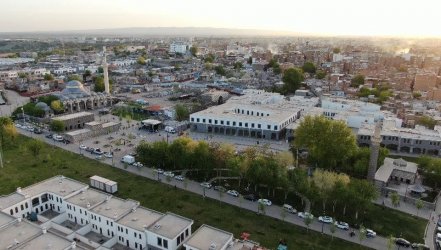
top-left (164, 126), bottom-right (176, 134)
top-left (283, 204), bottom-right (297, 214)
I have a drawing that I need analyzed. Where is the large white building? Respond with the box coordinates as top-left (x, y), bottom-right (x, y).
top-left (0, 176), bottom-right (263, 250)
top-left (190, 90), bottom-right (303, 140)
top-left (169, 42), bottom-right (188, 54)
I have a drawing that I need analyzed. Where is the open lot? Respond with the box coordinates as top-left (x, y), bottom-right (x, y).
top-left (0, 135), bottom-right (369, 250)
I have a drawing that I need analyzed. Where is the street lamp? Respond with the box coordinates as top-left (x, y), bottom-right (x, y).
top-left (321, 210), bottom-right (325, 234)
top-left (110, 145), bottom-right (114, 167)
top-left (21, 107), bottom-right (25, 126)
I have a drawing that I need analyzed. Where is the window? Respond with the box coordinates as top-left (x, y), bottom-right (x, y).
top-left (209, 119), bottom-right (212, 124)
top-left (274, 125), bottom-right (278, 130)
top-left (177, 237), bottom-right (181, 245)
top-left (203, 119), bottom-right (206, 123)
top-left (15, 207), bottom-right (18, 213)
top-left (239, 122), bottom-right (242, 127)
top-left (267, 125), bottom-right (271, 129)
top-left (214, 120), bottom-right (218, 124)
top-left (20, 204), bottom-right (24, 210)
top-left (191, 118), bottom-right (194, 122)
top-left (126, 228), bottom-right (128, 234)
top-left (157, 237), bottom-right (162, 247)
top-left (233, 122), bottom-right (236, 126)
top-left (220, 120), bottom-right (224, 125)
top-left (186, 228), bottom-right (189, 236)
top-left (226, 121), bottom-right (230, 125)
top-left (251, 123), bottom-right (254, 128)
top-left (163, 239), bottom-right (168, 249)
top-left (197, 118), bottom-right (200, 122)
top-left (134, 232), bottom-right (137, 237)
top-left (245, 123), bottom-right (248, 127)
top-left (247, 111), bottom-right (249, 115)
top-left (10, 209), bottom-right (13, 215)
top-left (25, 203), bottom-right (28, 209)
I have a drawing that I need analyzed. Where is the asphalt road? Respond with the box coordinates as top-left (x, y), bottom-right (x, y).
top-left (17, 127), bottom-right (390, 250)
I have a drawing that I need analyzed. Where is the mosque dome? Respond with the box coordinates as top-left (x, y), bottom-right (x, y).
top-left (35, 102), bottom-right (51, 111)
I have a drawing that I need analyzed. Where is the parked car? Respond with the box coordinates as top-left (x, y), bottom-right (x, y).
top-left (436, 233), bottom-right (441, 243)
top-left (33, 128), bottom-right (43, 134)
top-left (79, 145), bottom-right (87, 150)
top-left (437, 219), bottom-right (441, 227)
top-left (14, 123), bottom-right (22, 128)
top-left (334, 221), bottom-right (349, 230)
top-left (318, 216), bottom-right (334, 224)
top-left (411, 243), bottom-right (429, 249)
top-left (200, 182), bottom-right (212, 189)
top-left (104, 152), bottom-right (113, 158)
top-left (133, 162), bottom-right (143, 168)
top-left (298, 212), bottom-right (314, 220)
top-left (163, 171), bottom-right (175, 177)
top-left (155, 168), bottom-right (164, 174)
top-left (366, 229), bottom-right (376, 238)
top-left (62, 139), bottom-right (71, 144)
top-left (282, 204), bottom-right (297, 214)
top-left (26, 126), bottom-right (34, 132)
top-left (214, 186), bottom-right (227, 192)
top-left (45, 133), bottom-right (53, 139)
top-left (174, 175), bottom-right (184, 181)
top-left (243, 194), bottom-right (258, 202)
top-left (85, 147), bottom-right (94, 153)
top-left (257, 199), bottom-right (272, 206)
top-left (93, 148), bottom-right (104, 155)
top-left (226, 190), bottom-right (239, 197)
top-left (52, 134), bottom-right (63, 141)
top-left (95, 155), bottom-right (103, 160)
top-left (394, 238), bottom-right (410, 247)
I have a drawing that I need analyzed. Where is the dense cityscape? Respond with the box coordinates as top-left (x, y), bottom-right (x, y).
top-left (1, 1), bottom-right (441, 250)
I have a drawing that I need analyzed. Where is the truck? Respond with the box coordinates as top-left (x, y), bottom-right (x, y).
top-left (164, 126), bottom-right (176, 134)
top-left (121, 155), bottom-right (135, 165)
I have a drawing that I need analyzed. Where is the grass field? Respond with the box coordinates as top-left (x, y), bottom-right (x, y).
top-left (0, 136), bottom-right (369, 250)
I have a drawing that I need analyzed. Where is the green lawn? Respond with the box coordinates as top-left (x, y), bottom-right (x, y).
top-left (0, 136), bottom-right (369, 250)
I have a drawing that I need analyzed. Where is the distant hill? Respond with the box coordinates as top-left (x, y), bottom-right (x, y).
top-left (0, 27), bottom-right (299, 38)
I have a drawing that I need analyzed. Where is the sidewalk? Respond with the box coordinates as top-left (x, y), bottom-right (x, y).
top-left (373, 197), bottom-right (432, 219)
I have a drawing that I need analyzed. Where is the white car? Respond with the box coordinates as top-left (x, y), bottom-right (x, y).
top-left (298, 212), bottom-right (314, 220)
top-left (257, 199), bottom-right (272, 206)
top-left (174, 175), bottom-right (184, 181)
top-left (95, 155), bottom-right (103, 160)
top-left (163, 171), bottom-right (175, 177)
top-left (226, 190), bottom-right (239, 197)
top-left (155, 168), bottom-right (164, 174)
top-left (436, 233), bottom-right (441, 243)
top-left (334, 221), bottom-right (349, 230)
top-left (366, 229), bottom-right (376, 238)
top-left (318, 216), bottom-right (333, 224)
top-left (79, 145), bottom-right (87, 150)
top-left (15, 123), bottom-right (22, 128)
top-left (104, 152), bottom-right (113, 158)
top-left (133, 162), bottom-right (143, 167)
top-left (283, 204), bottom-right (297, 214)
top-left (200, 182), bottom-right (212, 189)
top-left (53, 134), bottom-right (63, 141)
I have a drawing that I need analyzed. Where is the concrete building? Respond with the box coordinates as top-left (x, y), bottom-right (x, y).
top-left (169, 42), bottom-right (188, 54)
top-left (0, 176), bottom-right (263, 250)
top-left (190, 90), bottom-right (302, 140)
top-left (63, 121), bottom-right (120, 142)
top-left (51, 111), bottom-right (95, 131)
top-left (375, 158), bottom-right (418, 189)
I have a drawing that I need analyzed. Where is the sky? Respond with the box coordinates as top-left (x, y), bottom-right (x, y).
top-left (1, 0), bottom-right (441, 37)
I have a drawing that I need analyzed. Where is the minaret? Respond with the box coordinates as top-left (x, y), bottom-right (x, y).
top-left (103, 46), bottom-right (110, 94)
top-left (367, 120), bottom-right (382, 182)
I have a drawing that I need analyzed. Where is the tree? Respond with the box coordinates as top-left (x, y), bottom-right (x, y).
top-left (137, 56), bottom-right (147, 65)
top-left (412, 91), bottom-right (422, 99)
top-left (302, 61), bottom-right (317, 74)
top-left (175, 104), bottom-right (189, 122)
top-left (415, 199), bottom-right (424, 216)
top-left (233, 61), bottom-right (243, 70)
top-left (390, 192), bottom-right (400, 207)
top-left (204, 54), bottom-right (215, 63)
top-left (304, 216), bottom-right (313, 232)
top-left (214, 65), bottom-right (226, 76)
top-left (387, 235), bottom-right (395, 250)
top-left (280, 207), bottom-right (287, 221)
top-left (94, 76), bottom-right (105, 92)
top-left (67, 74), bottom-right (82, 82)
top-left (0, 117), bottom-right (17, 149)
top-left (26, 139), bottom-right (44, 157)
top-left (312, 169), bottom-right (350, 212)
top-left (358, 225), bottom-right (367, 244)
top-left (351, 74), bottom-right (365, 87)
top-left (258, 202), bottom-right (266, 215)
top-left (190, 46), bottom-right (198, 57)
top-left (417, 116), bottom-right (437, 129)
top-left (44, 73), bottom-right (54, 81)
top-left (333, 48), bottom-right (341, 54)
top-left (84, 70), bottom-right (92, 77)
top-left (282, 68), bottom-right (304, 94)
top-left (50, 100), bottom-right (64, 114)
top-left (50, 120), bottom-right (64, 132)
top-left (329, 222), bottom-right (336, 240)
top-left (315, 70), bottom-right (326, 79)
top-left (294, 115), bottom-right (358, 170)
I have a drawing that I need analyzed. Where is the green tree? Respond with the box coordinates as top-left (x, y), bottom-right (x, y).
top-left (0, 117), bottom-right (18, 149)
top-left (282, 68), bottom-right (304, 94)
top-left (137, 56), bottom-right (147, 65)
top-left (390, 192), bottom-right (400, 207)
top-left (26, 139), bottom-right (44, 157)
top-left (175, 104), bottom-right (189, 122)
top-left (412, 91), bottom-right (422, 99)
top-left (44, 73), bottom-right (54, 81)
top-left (50, 120), bottom-right (64, 132)
top-left (67, 74), bottom-right (82, 82)
top-left (329, 222), bottom-right (336, 240)
top-left (333, 48), bottom-right (341, 54)
top-left (315, 70), bottom-right (326, 79)
top-left (358, 225), bottom-right (367, 244)
top-left (18, 72), bottom-right (28, 78)
top-left (50, 100), bottom-right (64, 114)
top-left (417, 116), bottom-right (437, 129)
top-left (294, 115), bottom-right (358, 170)
top-left (233, 61), bottom-right (243, 70)
top-left (415, 199), bottom-right (424, 216)
top-left (84, 70), bottom-right (92, 77)
top-left (302, 61), bottom-right (317, 74)
top-left (304, 216), bottom-right (313, 232)
top-left (190, 46), bottom-right (198, 57)
top-left (214, 65), bottom-right (226, 76)
top-left (280, 207), bottom-right (287, 221)
top-left (351, 74), bottom-right (365, 87)
top-left (98, 67), bottom-right (104, 74)
top-left (204, 54), bottom-right (215, 63)
top-left (387, 235), bottom-right (395, 250)
top-left (94, 76), bottom-right (105, 92)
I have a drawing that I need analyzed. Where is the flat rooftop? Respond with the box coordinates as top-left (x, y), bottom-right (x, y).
top-left (117, 206), bottom-right (164, 232)
top-left (66, 188), bottom-right (109, 209)
top-left (18, 232), bottom-right (73, 250)
top-left (0, 220), bottom-right (41, 248)
top-left (53, 112), bottom-right (93, 121)
top-left (184, 225), bottom-right (233, 250)
top-left (65, 128), bottom-right (91, 136)
top-left (0, 212), bottom-right (15, 227)
top-left (148, 212), bottom-right (193, 239)
top-left (375, 158), bottom-right (418, 183)
top-left (0, 193), bottom-right (25, 210)
top-left (21, 175), bottom-right (87, 198)
top-left (91, 197), bottom-right (137, 220)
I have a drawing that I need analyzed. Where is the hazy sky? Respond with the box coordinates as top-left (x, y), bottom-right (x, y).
top-left (1, 0), bottom-right (440, 37)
